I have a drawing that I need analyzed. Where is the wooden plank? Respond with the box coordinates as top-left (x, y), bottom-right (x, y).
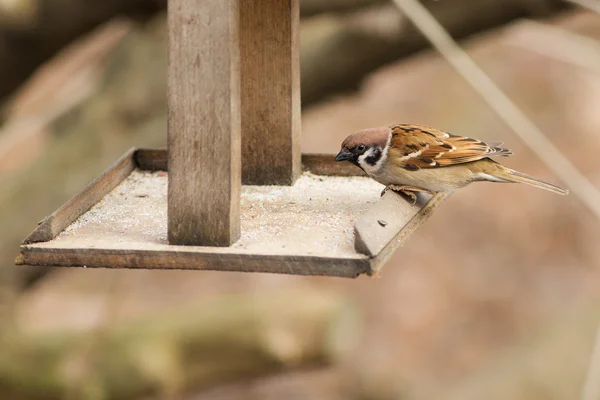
top-left (17, 247), bottom-right (371, 278)
top-left (366, 192), bottom-right (449, 273)
top-left (168, 0), bottom-right (241, 246)
top-left (354, 191), bottom-right (429, 257)
top-left (18, 191), bottom-right (449, 277)
top-left (22, 148), bottom-right (136, 244)
top-left (239, 0), bottom-right (301, 185)
top-left (134, 148), bottom-right (167, 171)
top-left (17, 146), bottom-right (449, 277)
top-left (302, 154), bottom-right (365, 177)
top-left (134, 149), bottom-right (365, 177)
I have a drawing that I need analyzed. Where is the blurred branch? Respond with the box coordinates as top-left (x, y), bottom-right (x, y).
top-left (0, 0), bottom-right (569, 106)
top-left (0, 290), bottom-right (357, 399)
top-left (301, 0), bottom-right (567, 105)
top-left (0, 0), bottom-right (36, 29)
top-left (390, 0), bottom-right (600, 221)
top-left (0, 0), bottom-right (165, 103)
top-left (507, 19), bottom-right (600, 73)
top-left (300, 0), bottom-right (387, 17)
top-left (565, 0), bottom-right (600, 14)
top-left (0, 16), bottom-right (168, 292)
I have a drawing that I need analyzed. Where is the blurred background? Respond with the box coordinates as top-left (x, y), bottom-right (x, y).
top-left (1, 0), bottom-right (600, 399)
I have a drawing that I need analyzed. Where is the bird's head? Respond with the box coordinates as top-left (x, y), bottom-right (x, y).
top-left (334, 127), bottom-right (390, 173)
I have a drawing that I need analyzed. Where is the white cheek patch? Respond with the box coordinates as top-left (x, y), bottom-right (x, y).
top-left (357, 132), bottom-right (393, 176)
top-left (358, 147), bottom-right (387, 176)
top-left (357, 148), bottom-right (377, 173)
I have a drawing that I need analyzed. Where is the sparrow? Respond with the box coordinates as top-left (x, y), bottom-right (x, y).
top-left (334, 123), bottom-right (569, 202)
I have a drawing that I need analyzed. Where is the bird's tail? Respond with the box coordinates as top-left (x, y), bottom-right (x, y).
top-left (494, 166), bottom-right (569, 195)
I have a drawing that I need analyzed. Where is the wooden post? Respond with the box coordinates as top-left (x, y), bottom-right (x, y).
top-left (167, 0), bottom-right (241, 246)
top-left (240, 0), bottom-right (301, 185)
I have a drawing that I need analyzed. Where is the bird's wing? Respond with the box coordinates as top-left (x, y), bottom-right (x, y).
top-left (388, 124), bottom-right (512, 170)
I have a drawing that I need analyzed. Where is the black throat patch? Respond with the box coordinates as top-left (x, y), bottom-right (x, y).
top-left (364, 148), bottom-right (382, 166)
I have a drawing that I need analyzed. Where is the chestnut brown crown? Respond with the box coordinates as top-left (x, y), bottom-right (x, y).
top-left (335, 127), bottom-right (389, 164)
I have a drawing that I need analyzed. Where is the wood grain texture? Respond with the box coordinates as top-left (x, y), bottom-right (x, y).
top-left (301, 154), bottom-right (366, 177)
top-left (18, 190), bottom-right (447, 276)
top-left (18, 147), bottom-right (448, 277)
top-left (365, 192), bottom-right (449, 273)
top-left (167, 0), bottom-right (241, 246)
top-left (18, 247), bottom-right (371, 278)
top-left (22, 148), bottom-right (136, 244)
top-left (134, 149), bottom-right (365, 177)
top-left (134, 148), bottom-right (167, 171)
top-left (240, 0), bottom-right (301, 185)
top-left (354, 191), bottom-right (429, 257)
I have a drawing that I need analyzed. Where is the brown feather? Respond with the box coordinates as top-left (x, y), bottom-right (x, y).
top-left (388, 124), bottom-right (513, 170)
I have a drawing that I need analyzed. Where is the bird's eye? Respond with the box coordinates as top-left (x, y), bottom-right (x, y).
top-left (357, 144), bottom-right (366, 153)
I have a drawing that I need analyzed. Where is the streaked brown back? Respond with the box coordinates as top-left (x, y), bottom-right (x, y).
top-left (388, 124), bottom-right (512, 170)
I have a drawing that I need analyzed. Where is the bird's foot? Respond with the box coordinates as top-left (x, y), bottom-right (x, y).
top-left (381, 185), bottom-right (433, 205)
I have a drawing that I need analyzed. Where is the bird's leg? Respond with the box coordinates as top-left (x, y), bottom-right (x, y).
top-left (382, 185), bottom-right (434, 205)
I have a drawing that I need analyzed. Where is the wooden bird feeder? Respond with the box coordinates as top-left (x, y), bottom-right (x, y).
top-left (16, 0), bottom-right (447, 277)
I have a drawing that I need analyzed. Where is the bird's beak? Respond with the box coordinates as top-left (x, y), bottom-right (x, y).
top-left (335, 149), bottom-right (353, 162)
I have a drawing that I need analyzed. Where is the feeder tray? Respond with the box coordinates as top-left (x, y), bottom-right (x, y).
top-left (16, 0), bottom-right (448, 277)
top-left (16, 149), bottom-right (447, 277)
